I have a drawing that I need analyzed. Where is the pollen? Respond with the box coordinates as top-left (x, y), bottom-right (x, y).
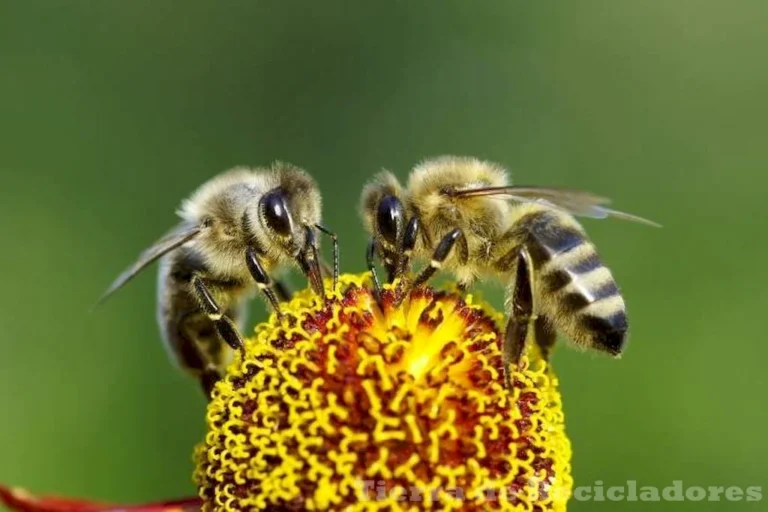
top-left (194, 273), bottom-right (573, 511)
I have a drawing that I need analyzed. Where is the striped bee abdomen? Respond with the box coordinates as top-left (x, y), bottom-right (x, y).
top-left (525, 210), bottom-right (628, 355)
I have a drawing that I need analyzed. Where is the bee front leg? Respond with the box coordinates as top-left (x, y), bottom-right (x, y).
top-left (314, 223), bottom-right (339, 292)
top-left (502, 248), bottom-right (537, 388)
top-left (366, 238), bottom-right (384, 302)
top-left (406, 227), bottom-right (467, 292)
top-left (299, 226), bottom-right (327, 301)
top-left (190, 275), bottom-right (245, 356)
top-left (395, 216), bottom-right (420, 280)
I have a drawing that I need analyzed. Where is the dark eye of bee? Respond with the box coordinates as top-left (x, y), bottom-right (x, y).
top-left (260, 188), bottom-right (293, 236)
top-left (376, 194), bottom-right (405, 245)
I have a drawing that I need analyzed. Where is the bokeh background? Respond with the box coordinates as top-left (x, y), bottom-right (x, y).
top-left (2, 2), bottom-right (766, 511)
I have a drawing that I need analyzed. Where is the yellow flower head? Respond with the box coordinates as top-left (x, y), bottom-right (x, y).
top-left (195, 273), bottom-right (573, 511)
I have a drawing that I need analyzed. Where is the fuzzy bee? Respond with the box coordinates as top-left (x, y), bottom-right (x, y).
top-left (360, 156), bottom-right (658, 385)
top-left (98, 162), bottom-right (337, 396)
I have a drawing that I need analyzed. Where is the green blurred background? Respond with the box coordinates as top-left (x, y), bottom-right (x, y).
top-left (1, 1), bottom-right (766, 510)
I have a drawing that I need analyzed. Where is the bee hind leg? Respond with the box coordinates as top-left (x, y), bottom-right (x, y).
top-left (185, 353), bottom-right (222, 400)
top-left (173, 312), bottom-right (226, 399)
top-left (502, 248), bottom-right (538, 388)
top-left (183, 342), bottom-right (223, 399)
top-left (199, 367), bottom-right (222, 398)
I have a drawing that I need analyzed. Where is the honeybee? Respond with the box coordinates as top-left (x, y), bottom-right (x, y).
top-left (98, 162), bottom-right (338, 396)
top-left (360, 156), bottom-right (658, 385)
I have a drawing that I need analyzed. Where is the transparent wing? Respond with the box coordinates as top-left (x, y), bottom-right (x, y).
top-left (94, 224), bottom-right (201, 308)
top-left (452, 185), bottom-right (661, 227)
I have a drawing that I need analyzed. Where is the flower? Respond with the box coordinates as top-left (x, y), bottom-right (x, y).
top-left (0, 484), bottom-right (201, 512)
top-left (1, 273), bottom-right (573, 512)
top-left (195, 273), bottom-right (572, 511)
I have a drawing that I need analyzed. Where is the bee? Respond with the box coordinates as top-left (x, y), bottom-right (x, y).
top-left (360, 156), bottom-right (658, 385)
top-left (97, 162), bottom-right (338, 396)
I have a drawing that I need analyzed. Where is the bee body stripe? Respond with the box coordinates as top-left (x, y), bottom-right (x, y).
top-left (520, 209), bottom-right (629, 355)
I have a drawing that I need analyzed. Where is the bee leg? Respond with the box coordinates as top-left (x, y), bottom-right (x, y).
top-left (191, 275), bottom-right (245, 356)
top-left (384, 256), bottom-right (399, 283)
top-left (273, 279), bottom-right (293, 302)
top-left (174, 317), bottom-right (224, 399)
top-left (244, 247), bottom-right (285, 320)
top-left (299, 226), bottom-right (327, 301)
top-left (187, 356), bottom-right (222, 400)
top-left (199, 367), bottom-right (221, 398)
top-left (502, 248), bottom-right (537, 388)
top-left (403, 228), bottom-right (466, 294)
top-left (314, 224), bottom-right (339, 292)
top-left (366, 238), bottom-right (384, 304)
top-left (395, 216), bottom-right (420, 280)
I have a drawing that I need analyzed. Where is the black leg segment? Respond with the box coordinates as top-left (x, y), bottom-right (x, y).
top-left (191, 274), bottom-right (245, 354)
top-left (411, 228), bottom-right (464, 289)
top-left (395, 216), bottom-right (420, 280)
top-left (245, 246), bottom-right (284, 318)
top-left (300, 226), bottom-right (325, 299)
top-left (314, 223), bottom-right (339, 291)
top-left (273, 279), bottom-right (293, 303)
top-left (200, 366), bottom-right (222, 398)
top-left (502, 248), bottom-right (536, 388)
top-left (366, 238), bottom-right (383, 302)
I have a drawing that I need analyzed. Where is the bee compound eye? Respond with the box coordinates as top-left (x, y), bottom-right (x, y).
top-left (376, 195), bottom-right (405, 246)
top-left (260, 189), bottom-right (293, 236)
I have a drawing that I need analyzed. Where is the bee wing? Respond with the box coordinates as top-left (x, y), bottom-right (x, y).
top-left (94, 224), bottom-right (202, 308)
top-left (452, 185), bottom-right (661, 227)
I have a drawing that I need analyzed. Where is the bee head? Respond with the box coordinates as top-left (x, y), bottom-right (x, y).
top-left (359, 171), bottom-right (407, 254)
top-left (247, 162), bottom-right (322, 259)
